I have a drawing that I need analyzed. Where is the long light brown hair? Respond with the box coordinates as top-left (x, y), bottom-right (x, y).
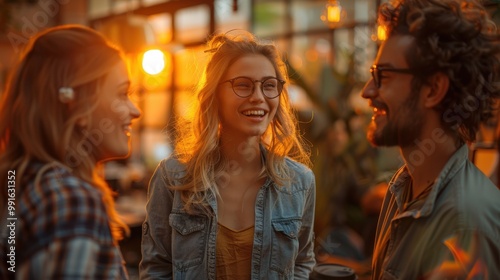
top-left (174, 31), bottom-right (311, 213)
top-left (0, 25), bottom-right (129, 241)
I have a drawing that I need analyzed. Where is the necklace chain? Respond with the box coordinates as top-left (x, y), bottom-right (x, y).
top-left (405, 180), bottom-right (435, 206)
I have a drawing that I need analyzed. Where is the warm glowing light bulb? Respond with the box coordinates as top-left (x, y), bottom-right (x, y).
top-left (327, 5), bottom-right (341, 23)
top-left (321, 0), bottom-right (345, 29)
top-left (377, 25), bottom-right (387, 41)
top-left (142, 49), bottom-right (165, 75)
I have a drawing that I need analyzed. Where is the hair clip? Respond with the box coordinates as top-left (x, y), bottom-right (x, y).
top-left (204, 47), bottom-right (218, 53)
top-left (58, 87), bottom-right (75, 103)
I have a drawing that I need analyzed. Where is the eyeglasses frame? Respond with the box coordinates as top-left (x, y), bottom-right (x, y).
top-left (220, 76), bottom-right (286, 99)
top-left (370, 65), bottom-right (413, 88)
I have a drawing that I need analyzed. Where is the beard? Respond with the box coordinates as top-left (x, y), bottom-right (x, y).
top-left (367, 93), bottom-right (424, 148)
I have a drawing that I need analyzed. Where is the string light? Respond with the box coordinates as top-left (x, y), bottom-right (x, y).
top-left (320, 0), bottom-right (346, 29)
top-left (377, 25), bottom-right (387, 41)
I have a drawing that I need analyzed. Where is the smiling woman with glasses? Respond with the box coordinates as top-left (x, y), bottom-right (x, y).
top-left (140, 30), bottom-right (316, 280)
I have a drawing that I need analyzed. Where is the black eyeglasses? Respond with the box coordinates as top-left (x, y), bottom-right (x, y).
top-left (220, 76), bottom-right (285, 99)
top-left (370, 65), bottom-right (413, 88)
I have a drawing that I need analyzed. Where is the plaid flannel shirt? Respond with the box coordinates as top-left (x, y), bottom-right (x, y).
top-left (1, 161), bottom-right (128, 279)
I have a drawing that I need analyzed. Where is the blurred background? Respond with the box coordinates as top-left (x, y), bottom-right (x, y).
top-left (1, 0), bottom-right (500, 278)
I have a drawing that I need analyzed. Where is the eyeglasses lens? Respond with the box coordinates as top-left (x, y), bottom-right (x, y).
top-left (232, 77), bottom-right (282, 98)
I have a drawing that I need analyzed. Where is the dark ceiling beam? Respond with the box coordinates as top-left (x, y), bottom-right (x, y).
top-left (89, 0), bottom-right (214, 26)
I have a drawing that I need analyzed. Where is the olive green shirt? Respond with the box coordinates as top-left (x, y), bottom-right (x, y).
top-left (372, 145), bottom-right (500, 279)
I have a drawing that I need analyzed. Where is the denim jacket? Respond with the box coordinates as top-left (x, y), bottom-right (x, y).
top-left (372, 145), bottom-right (500, 279)
top-left (139, 153), bottom-right (316, 280)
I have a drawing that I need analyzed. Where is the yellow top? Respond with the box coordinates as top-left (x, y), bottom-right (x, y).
top-left (216, 223), bottom-right (254, 279)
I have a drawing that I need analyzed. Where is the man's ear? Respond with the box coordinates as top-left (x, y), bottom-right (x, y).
top-left (423, 72), bottom-right (449, 108)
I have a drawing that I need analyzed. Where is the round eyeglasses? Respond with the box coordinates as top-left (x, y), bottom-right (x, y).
top-left (220, 76), bottom-right (285, 99)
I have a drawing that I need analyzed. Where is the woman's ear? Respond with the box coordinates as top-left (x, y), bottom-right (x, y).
top-left (424, 72), bottom-right (449, 108)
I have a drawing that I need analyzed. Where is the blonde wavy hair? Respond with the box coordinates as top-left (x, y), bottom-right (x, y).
top-left (173, 30), bottom-right (311, 213)
top-left (0, 25), bottom-right (129, 241)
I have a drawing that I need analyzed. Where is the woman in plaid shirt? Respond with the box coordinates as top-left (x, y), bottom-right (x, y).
top-left (0, 25), bottom-right (140, 279)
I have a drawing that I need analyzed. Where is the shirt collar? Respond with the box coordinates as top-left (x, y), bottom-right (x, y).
top-left (389, 144), bottom-right (469, 218)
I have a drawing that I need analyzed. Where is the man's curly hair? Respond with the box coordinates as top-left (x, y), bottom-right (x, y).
top-left (379, 0), bottom-right (500, 144)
